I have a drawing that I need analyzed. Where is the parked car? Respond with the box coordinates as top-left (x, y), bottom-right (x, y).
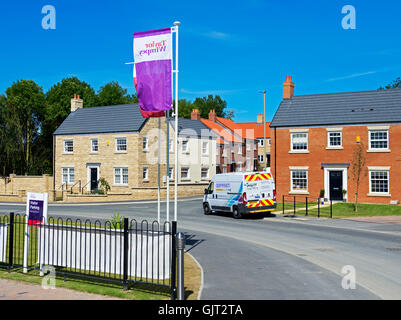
top-left (203, 170), bottom-right (276, 219)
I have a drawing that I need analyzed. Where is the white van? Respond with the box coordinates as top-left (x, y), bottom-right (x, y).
top-left (203, 170), bottom-right (276, 219)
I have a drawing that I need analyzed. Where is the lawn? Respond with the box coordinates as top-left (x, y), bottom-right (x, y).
top-left (330, 202), bottom-right (401, 218)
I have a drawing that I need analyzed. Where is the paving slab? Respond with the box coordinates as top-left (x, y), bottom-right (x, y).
top-left (342, 216), bottom-right (401, 225)
top-left (0, 279), bottom-right (121, 300)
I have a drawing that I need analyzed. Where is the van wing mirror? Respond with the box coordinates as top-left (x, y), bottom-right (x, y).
top-left (204, 188), bottom-right (208, 195)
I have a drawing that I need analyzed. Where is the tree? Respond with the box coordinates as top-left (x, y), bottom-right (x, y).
top-left (4, 80), bottom-right (46, 175)
top-left (380, 77), bottom-right (401, 89)
top-left (97, 81), bottom-right (138, 106)
top-left (192, 95), bottom-right (228, 119)
top-left (351, 141), bottom-right (366, 213)
top-left (225, 109), bottom-right (235, 120)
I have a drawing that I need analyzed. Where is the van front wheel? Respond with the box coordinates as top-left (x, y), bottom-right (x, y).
top-left (233, 207), bottom-right (242, 219)
top-left (203, 203), bottom-right (211, 215)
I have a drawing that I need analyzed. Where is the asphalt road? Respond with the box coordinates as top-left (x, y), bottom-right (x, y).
top-left (1, 198), bottom-right (401, 300)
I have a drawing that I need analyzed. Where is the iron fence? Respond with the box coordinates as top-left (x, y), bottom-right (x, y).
top-left (0, 213), bottom-right (177, 298)
top-left (281, 195), bottom-right (333, 218)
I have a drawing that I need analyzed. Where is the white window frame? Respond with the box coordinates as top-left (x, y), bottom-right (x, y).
top-left (368, 167), bottom-right (390, 196)
top-left (168, 167), bottom-right (174, 180)
top-left (258, 154), bottom-right (264, 163)
top-left (258, 139), bottom-right (264, 147)
top-left (290, 132), bottom-right (308, 152)
top-left (64, 139), bottom-right (74, 153)
top-left (201, 167), bottom-right (209, 179)
top-left (181, 167), bottom-right (190, 180)
top-left (290, 169), bottom-right (308, 194)
top-left (202, 141), bottom-right (209, 155)
top-left (62, 167), bottom-right (74, 184)
top-left (327, 131), bottom-right (342, 148)
top-left (116, 137), bottom-right (127, 152)
top-left (91, 138), bottom-right (98, 153)
top-left (236, 163), bottom-right (242, 172)
top-left (368, 129), bottom-right (389, 151)
top-left (114, 167), bottom-right (128, 185)
top-left (169, 139), bottom-right (174, 152)
top-left (143, 166), bottom-right (149, 181)
top-left (238, 144), bottom-right (242, 155)
top-left (181, 140), bottom-right (189, 153)
top-left (143, 136), bottom-right (148, 151)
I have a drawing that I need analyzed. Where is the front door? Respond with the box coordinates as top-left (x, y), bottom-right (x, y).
top-left (329, 171), bottom-right (343, 200)
top-left (90, 168), bottom-right (98, 190)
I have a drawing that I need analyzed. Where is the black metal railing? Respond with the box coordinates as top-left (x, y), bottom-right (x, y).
top-left (281, 195), bottom-right (333, 218)
top-left (0, 213), bottom-right (178, 298)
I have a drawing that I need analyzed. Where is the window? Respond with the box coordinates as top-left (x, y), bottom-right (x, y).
top-left (222, 166), bottom-right (227, 173)
top-left (328, 131), bottom-right (342, 147)
top-left (201, 168), bottom-right (209, 179)
top-left (222, 147), bottom-right (227, 157)
top-left (370, 171), bottom-right (389, 194)
top-left (238, 144), bottom-right (242, 154)
top-left (246, 160), bottom-right (251, 170)
top-left (291, 133), bottom-right (308, 151)
top-left (91, 139), bottom-right (98, 152)
top-left (236, 163), bottom-right (242, 172)
top-left (64, 140), bottom-right (73, 153)
top-left (182, 140), bottom-right (188, 153)
top-left (168, 167), bottom-right (173, 180)
top-left (116, 138), bottom-right (127, 151)
top-left (169, 139), bottom-right (174, 152)
top-left (267, 139), bottom-right (271, 146)
top-left (114, 167), bottom-right (128, 185)
top-left (181, 167), bottom-right (190, 179)
top-left (143, 137), bottom-right (148, 151)
top-left (62, 167), bottom-right (74, 184)
top-left (369, 130), bottom-right (388, 150)
top-left (258, 139), bottom-right (264, 147)
top-left (143, 167), bottom-right (148, 180)
top-left (291, 170), bottom-right (308, 192)
top-left (258, 154), bottom-right (264, 163)
top-left (202, 141), bottom-right (208, 155)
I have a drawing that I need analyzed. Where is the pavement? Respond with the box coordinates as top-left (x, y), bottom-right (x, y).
top-left (343, 215), bottom-right (401, 225)
top-left (0, 279), bottom-right (121, 300)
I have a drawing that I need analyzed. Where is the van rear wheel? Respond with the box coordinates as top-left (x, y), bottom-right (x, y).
top-left (203, 203), bottom-right (211, 215)
top-left (233, 207), bottom-right (242, 219)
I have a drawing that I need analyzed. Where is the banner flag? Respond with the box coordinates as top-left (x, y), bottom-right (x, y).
top-left (133, 65), bottom-right (165, 118)
top-left (133, 27), bottom-right (172, 117)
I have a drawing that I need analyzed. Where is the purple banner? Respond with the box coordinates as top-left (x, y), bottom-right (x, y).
top-left (134, 28), bottom-right (173, 113)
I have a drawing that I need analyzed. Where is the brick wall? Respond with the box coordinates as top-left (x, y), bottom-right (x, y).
top-left (271, 124), bottom-right (401, 204)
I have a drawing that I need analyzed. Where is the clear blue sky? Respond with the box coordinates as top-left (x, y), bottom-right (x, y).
top-left (0, 0), bottom-right (400, 122)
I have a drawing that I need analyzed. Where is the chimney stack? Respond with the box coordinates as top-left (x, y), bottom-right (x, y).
top-left (191, 109), bottom-right (201, 120)
top-left (208, 109), bottom-right (217, 122)
top-left (257, 113), bottom-right (264, 124)
top-left (71, 94), bottom-right (83, 112)
top-left (283, 75), bottom-right (295, 99)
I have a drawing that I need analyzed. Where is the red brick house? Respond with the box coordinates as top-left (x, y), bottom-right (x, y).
top-left (270, 76), bottom-right (401, 204)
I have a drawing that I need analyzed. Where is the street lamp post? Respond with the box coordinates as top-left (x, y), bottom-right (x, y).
top-left (258, 90), bottom-right (266, 170)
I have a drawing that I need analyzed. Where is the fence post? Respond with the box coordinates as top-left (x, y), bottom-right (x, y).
top-left (293, 196), bottom-right (296, 216)
top-left (282, 195), bottom-right (284, 215)
top-left (122, 217), bottom-right (129, 290)
top-left (171, 221), bottom-right (177, 300)
top-left (317, 198), bottom-right (320, 218)
top-left (176, 232), bottom-right (185, 300)
top-left (305, 197), bottom-right (308, 216)
top-left (330, 200), bottom-right (333, 218)
top-left (8, 212), bottom-right (14, 273)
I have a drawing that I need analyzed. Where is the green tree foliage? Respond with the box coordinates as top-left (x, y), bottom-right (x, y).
top-left (2, 80), bottom-right (46, 175)
top-left (172, 95), bottom-right (231, 120)
top-left (97, 81), bottom-right (138, 106)
top-left (380, 77), bottom-right (401, 89)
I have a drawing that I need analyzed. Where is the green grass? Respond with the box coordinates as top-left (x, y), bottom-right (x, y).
top-left (330, 202), bottom-right (401, 218)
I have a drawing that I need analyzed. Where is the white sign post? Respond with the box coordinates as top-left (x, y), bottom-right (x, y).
top-left (23, 192), bottom-right (48, 274)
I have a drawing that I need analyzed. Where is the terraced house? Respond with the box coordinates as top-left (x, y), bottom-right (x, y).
top-left (53, 95), bottom-right (216, 201)
top-left (271, 76), bottom-right (401, 204)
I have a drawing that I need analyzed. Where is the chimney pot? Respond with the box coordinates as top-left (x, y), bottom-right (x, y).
top-left (257, 113), bottom-right (264, 124)
top-left (283, 75), bottom-right (295, 99)
top-left (208, 109), bottom-right (217, 122)
top-left (191, 108), bottom-right (201, 120)
top-left (71, 94), bottom-right (83, 113)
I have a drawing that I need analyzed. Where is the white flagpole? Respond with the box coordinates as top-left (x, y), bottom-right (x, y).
top-left (173, 21), bottom-right (180, 222)
top-left (158, 117), bottom-right (161, 224)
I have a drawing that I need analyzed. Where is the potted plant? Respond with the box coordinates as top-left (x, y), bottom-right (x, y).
top-left (319, 189), bottom-right (325, 204)
top-left (342, 189), bottom-right (347, 202)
